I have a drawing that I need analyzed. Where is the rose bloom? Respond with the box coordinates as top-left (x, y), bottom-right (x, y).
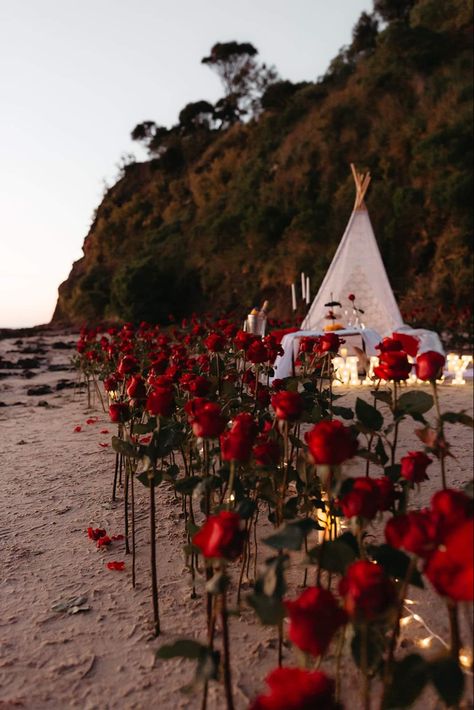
top-left (305, 420), bottom-right (357, 466)
top-left (374, 477), bottom-right (395, 510)
top-left (253, 436), bottom-right (280, 466)
top-left (339, 560), bottom-right (396, 620)
top-left (108, 402), bottom-right (131, 423)
top-left (374, 350), bottom-right (412, 381)
top-left (231, 412), bottom-right (258, 439)
top-left (188, 375), bottom-right (211, 397)
top-left (431, 488), bottom-right (473, 539)
top-left (193, 511), bottom-right (245, 560)
top-left (285, 587), bottom-right (347, 657)
top-left (250, 668), bottom-right (338, 710)
top-left (299, 336), bottom-right (318, 354)
top-left (220, 429), bottom-right (253, 462)
top-left (117, 355), bottom-right (139, 376)
top-left (376, 337), bottom-right (404, 353)
top-left (424, 519), bottom-right (473, 601)
top-left (191, 402), bottom-right (225, 438)
top-left (400, 451), bottom-right (432, 483)
top-left (126, 375), bottom-right (147, 400)
top-left (271, 391), bottom-right (304, 421)
top-left (146, 387), bottom-right (175, 417)
top-left (392, 332), bottom-right (419, 357)
top-left (415, 351), bottom-right (446, 381)
top-left (316, 333), bottom-right (342, 354)
top-left (103, 373), bottom-right (121, 392)
top-left (247, 340), bottom-right (270, 364)
top-left (204, 333), bottom-right (226, 352)
top-left (234, 330), bottom-right (255, 352)
top-left (385, 510), bottom-right (438, 559)
top-left (340, 477), bottom-right (380, 520)
top-left (348, 293), bottom-right (356, 302)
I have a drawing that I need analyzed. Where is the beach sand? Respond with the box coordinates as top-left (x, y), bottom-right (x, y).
top-left (0, 334), bottom-right (472, 709)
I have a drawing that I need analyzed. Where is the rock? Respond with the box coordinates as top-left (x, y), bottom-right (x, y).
top-left (18, 357), bottom-right (43, 369)
top-left (37, 400), bottom-right (50, 407)
top-left (22, 370), bottom-right (37, 379)
top-left (27, 385), bottom-right (53, 396)
top-left (48, 364), bottom-right (73, 372)
top-left (56, 380), bottom-right (75, 391)
top-left (52, 341), bottom-right (74, 350)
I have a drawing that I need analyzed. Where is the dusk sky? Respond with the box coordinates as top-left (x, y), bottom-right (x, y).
top-left (0, 0), bottom-right (372, 328)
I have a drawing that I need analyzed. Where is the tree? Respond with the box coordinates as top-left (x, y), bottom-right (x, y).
top-left (131, 122), bottom-right (171, 155)
top-left (202, 41), bottom-right (278, 123)
top-left (351, 12), bottom-right (379, 54)
top-left (178, 101), bottom-right (215, 131)
top-left (374, 0), bottom-right (416, 22)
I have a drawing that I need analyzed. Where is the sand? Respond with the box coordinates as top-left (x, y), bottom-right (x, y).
top-left (0, 334), bottom-right (472, 709)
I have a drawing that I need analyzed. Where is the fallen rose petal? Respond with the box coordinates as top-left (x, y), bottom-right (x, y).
top-left (97, 536), bottom-right (112, 548)
top-left (86, 417), bottom-right (98, 425)
top-left (107, 561), bottom-right (125, 571)
top-left (111, 534), bottom-right (125, 541)
top-left (100, 429), bottom-right (109, 434)
top-left (140, 435), bottom-right (152, 444)
top-left (74, 426), bottom-right (82, 432)
top-left (87, 527), bottom-right (106, 540)
top-left (99, 443), bottom-right (109, 448)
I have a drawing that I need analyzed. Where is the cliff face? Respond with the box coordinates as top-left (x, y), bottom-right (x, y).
top-left (53, 0), bottom-right (473, 330)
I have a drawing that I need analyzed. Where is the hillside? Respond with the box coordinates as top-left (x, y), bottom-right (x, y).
top-left (53, 0), bottom-right (473, 335)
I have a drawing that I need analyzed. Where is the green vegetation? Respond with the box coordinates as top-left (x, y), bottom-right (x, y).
top-left (53, 0), bottom-right (473, 338)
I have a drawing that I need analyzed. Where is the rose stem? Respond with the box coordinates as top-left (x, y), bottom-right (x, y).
top-left (432, 381), bottom-right (447, 489)
top-left (447, 601), bottom-right (461, 661)
top-left (390, 382), bottom-right (399, 467)
top-left (124, 462), bottom-right (130, 554)
top-left (112, 452), bottom-right (119, 501)
top-left (221, 589), bottom-right (235, 710)
top-left (130, 462), bottom-right (136, 588)
top-left (149, 466), bottom-right (160, 636)
top-left (361, 623), bottom-right (371, 710)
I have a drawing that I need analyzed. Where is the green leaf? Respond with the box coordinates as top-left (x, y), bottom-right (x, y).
top-left (356, 397), bottom-right (383, 430)
top-left (132, 419), bottom-right (157, 435)
top-left (247, 593), bottom-right (286, 625)
top-left (372, 390), bottom-right (392, 406)
top-left (247, 554), bottom-right (287, 625)
top-left (384, 464), bottom-right (401, 482)
top-left (136, 468), bottom-right (162, 488)
top-left (156, 639), bottom-right (207, 660)
top-left (441, 411), bottom-right (474, 427)
top-left (428, 656), bottom-right (464, 707)
top-left (175, 476), bottom-right (202, 495)
top-left (310, 537), bottom-right (357, 574)
top-left (111, 436), bottom-right (136, 457)
top-left (357, 448), bottom-right (383, 465)
top-left (351, 626), bottom-right (386, 673)
top-left (375, 437), bottom-right (389, 466)
top-left (332, 405), bottom-right (354, 420)
top-left (397, 391), bottom-right (434, 416)
top-left (382, 654), bottom-right (428, 709)
top-left (263, 519), bottom-right (323, 551)
top-left (367, 544), bottom-right (424, 588)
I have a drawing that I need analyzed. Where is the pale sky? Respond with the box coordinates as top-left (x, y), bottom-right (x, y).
top-left (0, 0), bottom-right (372, 327)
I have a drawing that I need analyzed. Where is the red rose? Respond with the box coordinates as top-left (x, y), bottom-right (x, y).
top-left (253, 437), bottom-right (280, 466)
top-left (374, 477), bottom-right (395, 510)
top-left (316, 333), bottom-right (342, 354)
top-left (271, 379), bottom-right (285, 391)
top-left (305, 420), bottom-right (357, 466)
top-left (340, 477), bottom-right (380, 520)
top-left (117, 355), bottom-right (139, 376)
top-left (348, 293), bottom-right (356, 302)
top-left (193, 511), bottom-right (245, 560)
top-left (231, 412), bottom-right (258, 440)
top-left (392, 332), bottom-right (419, 357)
top-left (149, 354), bottom-right (169, 375)
top-left (431, 489), bottom-right (473, 539)
top-left (400, 451), bottom-right (432, 483)
top-left (250, 667), bottom-right (338, 710)
top-left (146, 387), bottom-right (175, 417)
top-left (339, 560), bottom-right (396, 620)
top-left (108, 402), bottom-right (130, 423)
top-left (285, 587), bottom-right (347, 657)
top-left (384, 511), bottom-right (437, 558)
top-left (234, 330), bottom-right (255, 352)
top-left (191, 402), bottom-right (225, 438)
top-left (247, 340), bottom-right (270, 364)
top-left (376, 337), bottom-right (404, 353)
top-left (271, 391), bottom-right (304, 421)
top-left (299, 336), bottom-right (318, 354)
top-left (188, 375), bottom-right (211, 397)
top-left (204, 333), bottom-right (226, 352)
top-left (415, 351), bottom-right (446, 381)
top-left (220, 429), bottom-right (253, 462)
top-left (87, 527), bottom-right (106, 541)
top-left (374, 350), bottom-right (412, 381)
top-left (425, 519), bottom-right (473, 601)
top-left (103, 374), bottom-right (120, 392)
top-left (126, 375), bottom-right (147, 400)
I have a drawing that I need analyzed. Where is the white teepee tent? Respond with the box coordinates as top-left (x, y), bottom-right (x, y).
top-left (301, 165), bottom-right (403, 336)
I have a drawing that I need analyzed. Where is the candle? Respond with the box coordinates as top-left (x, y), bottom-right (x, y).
top-left (291, 283), bottom-right (297, 311)
top-left (306, 276), bottom-right (310, 304)
top-left (340, 347), bottom-right (348, 358)
top-left (301, 272), bottom-right (306, 300)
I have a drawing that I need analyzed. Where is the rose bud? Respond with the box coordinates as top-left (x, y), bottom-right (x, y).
top-left (253, 436), bottom-right (280, 466)
top-left (384, 510), bottom-right (438, 559)
top-left (400, 451), bottom-right (432, 483)
top-left (373, 350), bottom-right (412, 381)
top-left (117, 355), bottom-right (139, 376)
top-left (191, 402), bottom-right (225, 438)
top-left (285, 587), bottom-right (347, 657)
top-left (193, 511), bottom-right (245, 560)
top-left (146, 387), bottom-right (175, 417)
top-left (348, 293), bottom-right (356, 302)
top-left (249, 668), bottom-right (338, 710)
top-left (424, 519), bottom-right (473, 601)
top-left (415, 351), bottom-right (446, 381)
top-left (305, 420), bottom-right (357, 466)
top-left (339, 560), bottom-right (397, 621)
top-left (126, 375), bottom-right (147, 400)
top-left (108, 402), bottom-right (131, 423)
top-left (271, 391), bottom-right (304, 421)
top-left (204, 333), bottom-right (226, 352)
top-left (247, 340), bottom-right (270, 364)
